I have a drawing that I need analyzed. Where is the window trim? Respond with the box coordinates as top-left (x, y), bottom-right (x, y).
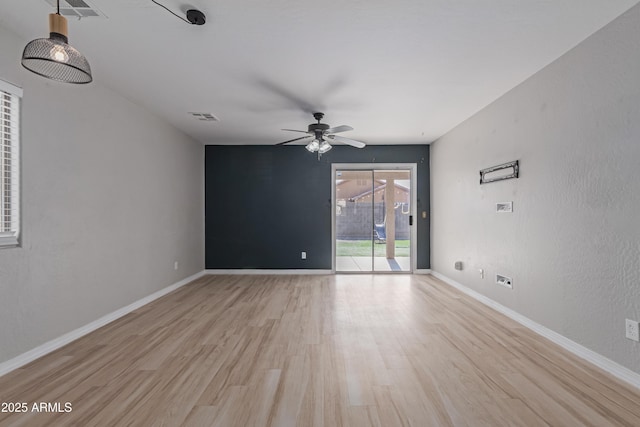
top-left (0, 79), bottom-right (22, 248)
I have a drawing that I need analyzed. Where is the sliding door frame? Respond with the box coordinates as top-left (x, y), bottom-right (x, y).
top-left (331, 163), bottom-right (418, 274)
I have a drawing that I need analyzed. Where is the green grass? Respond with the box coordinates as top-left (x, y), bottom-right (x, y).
top-left (336, 240), bottom-right (410, 257)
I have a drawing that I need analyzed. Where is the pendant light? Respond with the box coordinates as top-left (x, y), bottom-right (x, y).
top-left (21, 0), bottom-right (92, 84)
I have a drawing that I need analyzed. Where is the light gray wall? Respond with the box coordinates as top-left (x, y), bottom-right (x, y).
top-left (0, 25), bottom-right (204, 364)
top-left (431, 4), bottom-right (640, 373)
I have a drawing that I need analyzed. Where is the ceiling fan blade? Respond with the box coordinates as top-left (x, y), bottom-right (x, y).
top-left (275, 135), bottom-right (313, 146)
top-left (327, 134), bottom-right (366, 148)
top-left (281, 129), bottom-right (310, 134)
top-left (255, 78), bottom-right (319, 114)
top-left (326, 125), bottom-right (353, 134)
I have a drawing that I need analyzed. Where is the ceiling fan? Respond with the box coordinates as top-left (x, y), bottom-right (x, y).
top-left (276, 112), bottom-right (366, 154)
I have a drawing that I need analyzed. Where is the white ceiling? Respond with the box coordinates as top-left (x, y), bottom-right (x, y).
top-left (1, 0), bottom-right (638, 145)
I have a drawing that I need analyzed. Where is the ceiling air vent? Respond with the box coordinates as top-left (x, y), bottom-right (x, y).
top-left (189, 112), bottom-right (220, 122)
top-left (45, 0), bottom-right (107, 18)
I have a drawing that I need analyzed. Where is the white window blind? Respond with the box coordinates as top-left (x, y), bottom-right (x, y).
top-left (0, 79), bottom-right (21, 248)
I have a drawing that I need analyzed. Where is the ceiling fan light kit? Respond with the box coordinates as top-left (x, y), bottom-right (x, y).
top-left (277, 112), bottom-right (366, 158)
top-left (305, 139), bottom-right (320, 153)
top-left (318, 140), bottom-right (332, 154)
top-left (21, 0), bottom-right (92, 84)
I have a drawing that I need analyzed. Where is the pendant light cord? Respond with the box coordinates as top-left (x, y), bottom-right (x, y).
top-left (56, 0), bottom-right (60, 15)
top-left (151, 0), bottom-right (192, 24)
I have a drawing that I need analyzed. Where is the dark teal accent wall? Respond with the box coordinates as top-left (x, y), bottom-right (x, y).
top-left (205, 145), bottom-right (430, 269)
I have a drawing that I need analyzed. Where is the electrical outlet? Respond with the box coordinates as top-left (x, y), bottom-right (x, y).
top-left (626, 319), bottom-right (639, 342)
top-left (301, 251), bottom-right (307, 260)
top-left (174, 261), bottom-right (179, 271)
top-left (496, 274), bottom-right (513, 289)
top-left (479, 269), bottom-right (484, 279)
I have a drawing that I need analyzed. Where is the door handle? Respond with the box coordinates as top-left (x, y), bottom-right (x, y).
top-left (409, 215), bottom-right (413, 226)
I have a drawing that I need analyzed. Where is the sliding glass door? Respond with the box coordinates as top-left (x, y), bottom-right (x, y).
top-left (335, 170), bottom-right (375, 272)
top-left (334, 166), bottom-right (413, 273)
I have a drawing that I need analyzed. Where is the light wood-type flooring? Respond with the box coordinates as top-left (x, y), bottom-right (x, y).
top-left (1, 274), bottom-right (639, 426)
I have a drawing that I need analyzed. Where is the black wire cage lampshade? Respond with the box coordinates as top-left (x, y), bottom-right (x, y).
top-left (21, 2), bottom-right (92, 84)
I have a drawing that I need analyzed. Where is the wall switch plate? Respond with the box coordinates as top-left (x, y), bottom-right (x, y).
top-left (496, 274), bottom-right (513, 289)
top-left (454, 261), bottom-right (463, 270)
top-left (626, 319), bottom-right (639, 342)
top-left (479, 269), bottom-right (484, 279)
top-left (174, 261), bottom-right (179, 270)
top-left (301, 251), bottom-right (307, 260)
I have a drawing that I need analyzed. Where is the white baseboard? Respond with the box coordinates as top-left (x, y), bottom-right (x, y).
top-left (205, 269), bottom-right (333, 275)
top-left (430, 271), bottom-right (640, 390)
top-left (0, 270), bottom-right (207, 378)
top-left (205, 269), bottom-right (432, 275)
